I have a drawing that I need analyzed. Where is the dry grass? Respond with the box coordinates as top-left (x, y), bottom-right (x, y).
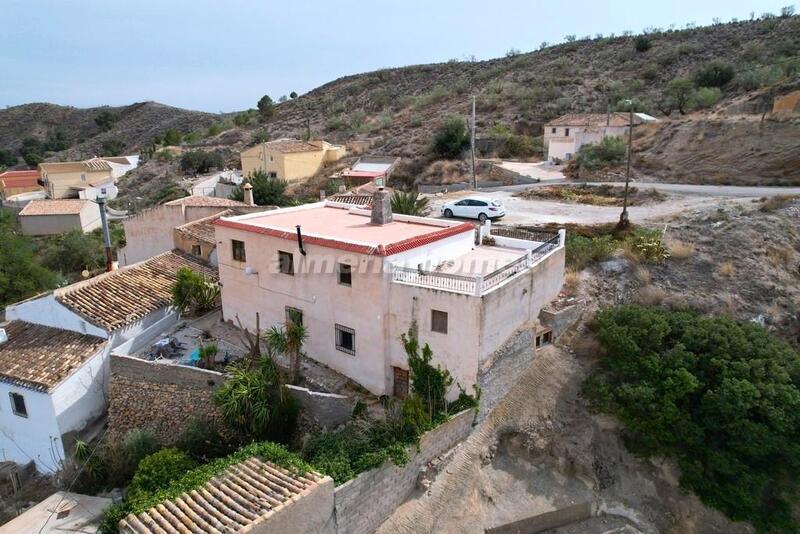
top-left (667, 239), bottom-right (695, 259)
top-left (634, 266), bottom-right (652, 285)
top-left (716, 261), bottom-right (735, 277)
top-left (515, 184), bottom-right (666, 207)
top-left (717, 292), bottom-right (738, 316)
top-left (563, 269), bottom-right (581, 296)
top-left (637, 285), bottom-right (667, 306)
top-left (759, 195), bottom-right (799, 212)
top-left (766, 246), bottom-right (793, 268)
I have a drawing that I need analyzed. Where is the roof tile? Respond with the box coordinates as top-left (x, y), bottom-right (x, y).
top-left (19, 199), bottom-right (93, 216)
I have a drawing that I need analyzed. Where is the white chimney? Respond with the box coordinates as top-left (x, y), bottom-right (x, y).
top-left (243, 183), bottom-right (255, 206)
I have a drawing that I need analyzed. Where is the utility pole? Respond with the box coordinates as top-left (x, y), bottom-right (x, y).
top-left (96, 196), bottom-right (114, 272)
top-left (619, 101), bottom-right (633, 228)
top-left (470, 95), bottom-right (476, 189)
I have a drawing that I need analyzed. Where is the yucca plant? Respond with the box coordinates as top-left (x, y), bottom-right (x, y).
top-left (265, 311), bottom-right (308, 385)
top-left (390, 191), bottom-right (430, 216)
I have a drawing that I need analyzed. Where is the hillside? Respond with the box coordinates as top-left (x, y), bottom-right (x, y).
top-left (1, 15), bottom-right (799, 199)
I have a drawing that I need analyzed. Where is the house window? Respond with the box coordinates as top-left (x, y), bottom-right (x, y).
top-left (337, 263), bottom-right (352, 286)
top-left (564, 128), bottom-right (570, 136)
top-left (285, 306), bottom-right (303, 326)
top-left (335, 324), bottom-right (355, 355)
top-left (551, 127), bottom-right (556, 134)
top-left (431, 309), bottom-right (448, 334)
top-left (191, 244), bottom-right (202, 256)
top-left (232, 240), bottom-right (246, 262)
top-left (393, 367), bottom-right (409, 399)
top-left (278, 251), bottom-right (294, 275)
top-left (9, 392), bottom-right (27, 418)
top-left (269, 155), bottom-right (274, 162)
top-left (80, 173), bottom-right (86, 182)
top-left (100, 188), bottom-right (107, 195)
top-left (268, 172), bottom-right (277, 178)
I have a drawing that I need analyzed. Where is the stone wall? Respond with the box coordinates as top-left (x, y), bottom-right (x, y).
top-left (540, 304), bottom-right (580, 339)
top-left (486, 502), bottom-right (595, 534)
top-left (107, 355), bottom-right (224, 443)
top-left (332, 408), bottom-right (475, 534)
top-left (286, 385), bottom-right (354, 429)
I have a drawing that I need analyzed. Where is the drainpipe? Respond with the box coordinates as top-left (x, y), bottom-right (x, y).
top-left (96, 196), bottom-right (114, 272)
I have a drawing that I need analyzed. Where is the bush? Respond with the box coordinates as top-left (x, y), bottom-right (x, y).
top-left (175, 416), bottom-right (234, 462)
top-left (230, 170), bottom-right (289, 206)
top-left (179, 150), bottom-right (225, 174)
top-left (571, 136), bottom-right (627, 171)
top-left (584, 305), bottom-right (800, 532)
top-left (171, 267), bottom-right (220, 316)
top-left (565, 234), bottom-right (617, 270)
top-left (162, 129), bottom-right (182, 146)
top-left (624, 228), bottom-right (669, 263)
top-left (0, 148), bottom-right (17, 167)
top-left (693, 61), bottom-right (735, 87)
top-left (257, 95), bottom-right (275, 121)
top-left (100, 138), bottom-right (125, 156)
top-left (390, 191), bottom-right (429, 216)
top-left (634, 35), bottom-right (652, 52)
top-left (403, 329), bottom-right (454, 419)
top-left (691, 87), bottom-right (722, 109)
top-left (0, 212), bottom-right (59, 307)
top-left (94, 111), bottom-right (118, 131)
top-left (737, 66), bottom-right (784, 91)
top-left (432, 115), bottom-right (469, 159)
top-left (127, 449), bottom-right (197, 505)
top-left (500, 134), bottom-right (541, 158)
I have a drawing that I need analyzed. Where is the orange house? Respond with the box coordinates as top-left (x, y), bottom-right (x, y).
top-left (0, 170), bottom-right (42, 199)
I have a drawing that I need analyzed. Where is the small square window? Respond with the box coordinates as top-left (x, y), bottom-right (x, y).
top-left (337, 263), bottom-right (352, 286)
top-left (335, 324), bottom-right (355, 355)
top-left (268, 172), bottom-right (277, 178)
top-left (9, 392), bottom-right (27, 418)
top-left (191, 244), bottom-right (202, 256)
top-left (232, 240), bottom-right (246, 262)
top-left (278, 251), bottom-right (294, 275)
top-left (564, 128), bottom-right (570, 136)
top-left (285, 306), bottom-right (303, 326)
top-left (551, 127), bottom-right (556, 134)
top-left (431, 309), bottom-right (448, 334)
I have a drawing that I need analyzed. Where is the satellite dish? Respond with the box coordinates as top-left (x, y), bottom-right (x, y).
top-left (81, 269), bottom-right (91, 278)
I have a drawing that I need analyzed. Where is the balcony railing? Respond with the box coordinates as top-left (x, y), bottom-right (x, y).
top-left (490, 226), bottom-right (559, 243)
top-left (392, 267), bottom-right (477, 295)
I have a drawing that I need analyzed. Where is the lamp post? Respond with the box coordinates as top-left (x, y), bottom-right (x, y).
top-left (619, 99), bottom-right (634, 228)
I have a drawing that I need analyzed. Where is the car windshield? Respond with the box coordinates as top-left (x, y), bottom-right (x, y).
top-left (491, 200), bottom-right (503, 207)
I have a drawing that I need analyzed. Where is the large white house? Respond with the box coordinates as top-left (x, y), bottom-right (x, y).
top-left (214, 190), bottom-right (565, 398)
top-left (543, 112), bottom-right (658, 162)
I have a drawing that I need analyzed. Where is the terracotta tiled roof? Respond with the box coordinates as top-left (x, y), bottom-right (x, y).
top-left (39, 157), bottom-right (113, 173)
top-left (55, 251), bottom-right (218, 331)
top-left (327, 194), bottom-right (373, 207)
top-left (165, 196), bottom-right (249, 207)
top-left (0, 321), bottom-right (106, 391)
top-left (175, 209), bottom-right (238, 245)
top-left (0, 170), bottom-right (39, 179)
top-left (264, 138), bottom-right (322, 154)
top-left (119, 457), bottom-right (326, 533)
top-left (545, 112), bottom-right (645, 127)
top-left (0, 170), bottom-right (40, 189)
top-left (19, 199), bottom-right (93, 216)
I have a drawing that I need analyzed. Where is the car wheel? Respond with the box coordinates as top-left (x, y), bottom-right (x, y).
top-left (478, 213), bottom-right (488, 222)
top-left (444, 209), bottom-right (453, 218)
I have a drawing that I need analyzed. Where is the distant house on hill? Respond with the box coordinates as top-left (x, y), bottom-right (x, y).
top-left (0, 170), bottom-right (42, 199)
top-left (339, 156), bottom-right (399, 187)
top-left (543, 112), bottom-right (658, 162)
top-left (39, 155), bottom-right (139, 199)
top-left (240, 138), bottom-right (345, 182)
top-left (18, 199), bottom-right (101, 236)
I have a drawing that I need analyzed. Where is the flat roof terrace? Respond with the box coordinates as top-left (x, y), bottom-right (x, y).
top-left (216, 203), bottom-right (474, 256)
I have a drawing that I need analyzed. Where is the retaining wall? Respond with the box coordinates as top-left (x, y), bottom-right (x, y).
top-left (332, 408), bottom-right (475, 534)
top-left (286, 385), bottom-right (354, 429)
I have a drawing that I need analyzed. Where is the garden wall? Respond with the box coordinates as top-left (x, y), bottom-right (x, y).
top-left (332, 408), bottom-right (475, 534)
top-left (107, 355), bottom-right (224, 443)
top-left (286, 385), bottom-right (354, 429)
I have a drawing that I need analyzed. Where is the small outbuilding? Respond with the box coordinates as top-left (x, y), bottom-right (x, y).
top-left (18, 199), bottom-right (101, 236)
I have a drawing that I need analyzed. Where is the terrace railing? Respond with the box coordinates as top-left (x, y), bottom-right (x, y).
top-left (481, 254), bottom-right (529, 293)
top-left (490, 226), bottom-right (559, 244)
top-left (392, 267), bottom-right (477, 295)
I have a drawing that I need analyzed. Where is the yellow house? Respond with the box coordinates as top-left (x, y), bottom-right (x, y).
top-left (240, 138), bottom-right (345, 182)
top-left (39, 156), bottom-right (138, 199)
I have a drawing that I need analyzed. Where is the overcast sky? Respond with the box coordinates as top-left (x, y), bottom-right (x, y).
top-left (0, 0), bottom-right (790, 113)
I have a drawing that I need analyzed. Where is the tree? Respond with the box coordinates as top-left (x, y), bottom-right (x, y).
top-left (694, 61), bottom-right (735, 87)
top-left (289, 91), bottom-right (298, 99)
top-left (664, 77), bottom-right (695, 114)
top-left (401, 328), bottom-right (454, 420)
top-left (257, 95), bottom-right (275, 121)
top-left (432, 115), bottom-right (469, 159)
top-left (585, 305), bottom-right (800, 532)
top-left (179, 150), bottom-right (225, 175)
top-left (0, 148), bottom-right (17, 167)
top-left (171, 267), bottom-right (220, 316)
top-left (571, 136), bottom-right (626, 171)
top-left (94, 111), bottom-right (118, 131)
top-left (162, 129), bottom-right (183, 146)
top-left (230, 170), bottom-right (289, 206)
top-left (0, 211), bottom-right (58, 306)
top-left (265, 310), bottom-right (308, 384)
top-left (634, 35), bottom-right (652, 52)
top-left (390, 191), bottom-right (429, 216)
top-left (100, 139), bottom-right (126, 156)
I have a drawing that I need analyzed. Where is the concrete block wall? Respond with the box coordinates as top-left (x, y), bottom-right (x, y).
top-left (333, 408), bottom-right (475, 534)
top-left (286, 385), bottom-right (354, 429)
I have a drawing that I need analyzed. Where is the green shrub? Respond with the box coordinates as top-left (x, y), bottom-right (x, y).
top-left (154, 149), bottom-right (174, 162)
top-left (100, 139), bottom-right (125, 156)
top-left (252, 129), bottom-right (270, 144)
top-left (634, 35), bottom-right (652, 52)
top-left (737, 65), bottom-right (784, 90)
top-left (175, 416), bottom-right (234, 462)
top-left (500, 134), bottom-right (541, 158)
top-left (127, 449), bottom-right (197, 504)
top-left (584, 305), bottom-right (800, 532)
top-left (432, 115), bottom-right (469, 159)
top-left (691, 87), bottom-right (722, 108)
top-left (207, 123), bottom-right (222, 136)
top-left (171, 267), bottom-right (220, 316)
top-left (403, 329), bottom-right (454, 419)
top-left (257, 95), bottom-right (275, 121)
top-left (693, 61), bottom-right (735, 87)
top-left (230, 170), bottom-right (290, 206)
top-left (565, 234), bottom-right (617, 270)
top-left (624, 228), bottom-right (669, 263)
top-left (390, 191), bottom-right (429, 216)
top-left (572, 136), bottom-right (627, 171)
top-left (414, 85), bottom-right (450, 108)
top-left (776, 56), bottom-right (800, 77)
top-left (179, 150), bottom-right (225, 174)
top-left (162, 129), bottom-right (182, 146)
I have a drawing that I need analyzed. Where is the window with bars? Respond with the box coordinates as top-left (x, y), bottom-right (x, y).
top-left (9, 392), bottom-right (27, 418)
top-left (337, 263), bottom-right (352, 286)
top-left (431, 309), bottom-right (448, 334)
top-left (232, 240), bottom-right (246, 262)
top-left (335, 324), bottom-right (355, 355)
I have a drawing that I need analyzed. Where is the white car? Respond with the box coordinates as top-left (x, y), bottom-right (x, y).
top-left (440, 196), bottom-right (506, 222)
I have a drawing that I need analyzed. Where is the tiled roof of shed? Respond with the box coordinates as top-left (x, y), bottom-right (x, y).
top-left (55, 251), bottom-right (217, 331)
top-left (545, 112), bottom-right (645, 127)
top-left (264, 138), bottom-right (321, 153)
top-left (175, 209), bottom-right (238, 245)
top-left (164, 196), bottom-right (249, 207)
top-left (0, 321), bottom-right (106, 391)
top-left (119, 457), bottom-right (325, 533)
top-left (19, 199), bottom-right (93, 216)
top-left (327, 193), bottom-right (373, 207)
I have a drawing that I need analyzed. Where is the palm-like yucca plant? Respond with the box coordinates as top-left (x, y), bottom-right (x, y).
top-left (265, 312), bottom-right (308, 385)
top-left (390, 191), bottom-right (430, 216)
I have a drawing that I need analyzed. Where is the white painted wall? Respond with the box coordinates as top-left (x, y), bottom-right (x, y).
top-left (51, 347), bottom-right (108, 438)
top-left (0, 383), bottom-right (63, 473)
top-left (5, 295), bottom-right (108, 338)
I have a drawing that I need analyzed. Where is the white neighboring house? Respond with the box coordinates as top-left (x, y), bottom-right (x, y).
top-left (18, 199), bottom-right (102, 236)
top-left (0, 321), bottom-right (107, 473)
top-left (543, 112), bottom-right (659, 162)
top-left (2, 251), bottom-right (218, 472)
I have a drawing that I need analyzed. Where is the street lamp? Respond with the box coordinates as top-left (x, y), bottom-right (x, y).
top-left (619, 99), bottom-right (634, 228)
